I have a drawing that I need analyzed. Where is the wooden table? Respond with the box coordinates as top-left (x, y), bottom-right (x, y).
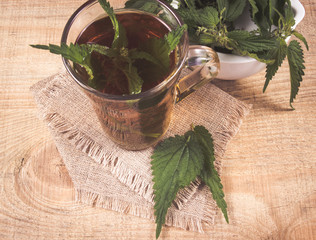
top-left (1, 0), bottom-right (315, 239)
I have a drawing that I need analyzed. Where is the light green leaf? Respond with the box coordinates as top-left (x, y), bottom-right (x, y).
top-left (193, 125), bottom-right (229, 223)
top-left (30, 43), bottom-right (103, 86)
top-left (198, 7), bottom-right (220, 28)
top-left (292, 30), bottom-right (309, 51)
top-left (164, 24), bottom-right (187, 54)
top-left (287, 40), bottom-right (305, 109)
top-left (151, 133), bottom-right (204, 239)
top-left (198, 33), bottom-right (218, 46)
top-left (89, 44), bottom-right (110, 56)
top-left (177, 6), bottom-right (219, 29)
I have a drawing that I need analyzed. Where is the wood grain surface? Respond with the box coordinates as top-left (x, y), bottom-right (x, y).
top-left (0, 0), bottom-right (315, 239)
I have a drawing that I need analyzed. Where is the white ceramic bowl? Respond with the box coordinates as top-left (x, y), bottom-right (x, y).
top-left (216, 0), bottom-right (305, 80)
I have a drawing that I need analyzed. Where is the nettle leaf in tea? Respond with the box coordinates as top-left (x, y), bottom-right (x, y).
top-left (31, 0), bottom-right (186, 95)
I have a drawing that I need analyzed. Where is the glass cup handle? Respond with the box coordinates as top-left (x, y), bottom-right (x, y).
top-left (176, 45), bottom-right (220, 102)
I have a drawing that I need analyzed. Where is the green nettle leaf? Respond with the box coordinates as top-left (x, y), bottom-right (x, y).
top-left (251, 0), bottom-right (270, 32)
top-left (248, 0), bottom-right (259, 19)
top-left (125, 0), bottom-right (161, 14)
top-left (98, 0), bottom-right (127, 49)
top-left (151, 133), bottom-right (204, 239)
top-left (119, 64), bottom-right (144, 94)
top-left (128, 49), bottom-right (162, 66)
top-left (193, 126), bottom-right (229, 224)
top-left (217, 0), bottom-right (247, 22)
top-left (176, 3), bottom-right (219, 29)
top-left (227, 30), bottom-right (276, 52)
top-left (139, 37), bottom-right (170, 71)
top-left (198, 7), bottom-right (220, 28)
top-left (177, 8), bottom-right (201, 28)
top-left (287, 40), bottom-right (305, 109)
top-left (198, 33), bottom-right (218, 46)
top-left (183, 0), bottom-right (195, 8)
top-left (284, 0), bottom-right (295, 28)
top-left (164, 24), bottom-right (187, 54)
top-left (88, 44), bottom-right (110, 56)
top-left (151, 125), bottom-right (229, 238)
top-left (30, 43), bottom-right (105, 87)
top-left (269, 0), bottom-right (286, 26)
top-left (263, 38), bottom-right (287, 92)
top-left (292, 31), bottom-right (309, 51)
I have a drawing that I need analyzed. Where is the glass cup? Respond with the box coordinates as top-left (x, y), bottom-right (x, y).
top-left (61, 0), bottom-right (219, 150)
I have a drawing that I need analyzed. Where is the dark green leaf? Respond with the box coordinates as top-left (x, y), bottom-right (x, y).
top-left (287, 40), bottom-right (305, 109)
top-left (251, 0), bottom-right (270, 32)
top-left (177, 7), bottom-right (219, 29)
top-left (248, 0), bottom-right (259, 19)
top-left (200, 7), bottom-right (220, 28)
top-left (139, 37), bottom-right (170, 71)
top-left (118, 63), bottom-right (143, 94)
top-left (284, 0), bottom-right (295, 28)
top-left (30, 44), bottom-right (49, 50)
top-left (98, 0), bottom-right (128, 48)
top-left (228, 30), bottom-right (276, 52)
top-left (217, 0), bottom-right (247, 22)
top-left (269, 0), bottom-right (286, 26)
top-left (193, 125), bottom-right (229, 223)
top-left (151, 133), bottom-right (204, 239)
top-left (263, 38), bottom-right (287, 92)
top-left (177, 8), bottom-right (201, 28)
top-left (183, 0), bottom-right (195, 8)
top-left (128, 49), bottom-right (161, 66)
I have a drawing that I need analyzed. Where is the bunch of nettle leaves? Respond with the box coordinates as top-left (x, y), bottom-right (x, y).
top-left (165, 0), bottom-right (308, 108)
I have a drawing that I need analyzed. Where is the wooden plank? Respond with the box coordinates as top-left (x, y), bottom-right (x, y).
top-left (0, 0), bottom-right (315, 239)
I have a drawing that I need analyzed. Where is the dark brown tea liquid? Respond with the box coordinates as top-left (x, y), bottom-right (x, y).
top-left (75, 11), bottom-right (176, 95)
top-left (75, 11), bottom-right (179, 150)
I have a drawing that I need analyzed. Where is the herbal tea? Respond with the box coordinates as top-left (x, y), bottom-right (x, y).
top-left (71, 10), bottom-right (180, 150)
top-left (75, 11), bottom-right (177, 95)
top-left (30, 0), bottom-right (218, 152)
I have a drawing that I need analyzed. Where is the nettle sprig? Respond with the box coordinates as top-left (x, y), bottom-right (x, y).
top-left (164, 0), bottom-right (309, 108)
top-left (264, 2), bottom-right (309, 108)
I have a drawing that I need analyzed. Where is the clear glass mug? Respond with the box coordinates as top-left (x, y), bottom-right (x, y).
top-left (61, 0), bottom-right (219, 150)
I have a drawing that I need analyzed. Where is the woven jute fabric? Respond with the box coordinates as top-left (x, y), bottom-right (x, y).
top-left (31, 71), bottom-right (250, 232)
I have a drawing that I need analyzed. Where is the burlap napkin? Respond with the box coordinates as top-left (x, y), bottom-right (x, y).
top-left (31, 71), bottom-right (250, 232)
